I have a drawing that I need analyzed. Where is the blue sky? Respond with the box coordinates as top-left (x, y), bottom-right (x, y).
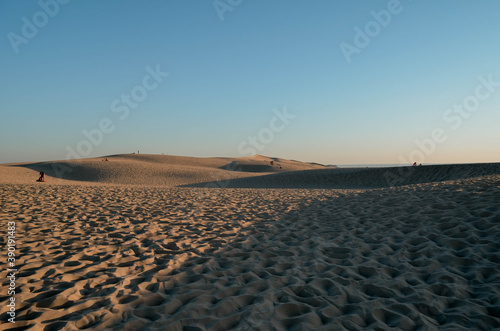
top-left (1, 0), bottom-right (499, 165)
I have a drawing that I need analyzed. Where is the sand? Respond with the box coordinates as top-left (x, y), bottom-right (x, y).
top-left (1, 154), bottom-right (499, 330)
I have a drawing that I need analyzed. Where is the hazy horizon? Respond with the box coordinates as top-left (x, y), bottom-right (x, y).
top-left (1, 1), bottom-right (499, 165)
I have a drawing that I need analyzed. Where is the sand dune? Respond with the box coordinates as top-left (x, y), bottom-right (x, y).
top-left (1, 155), bottom-right (499, 330)
top-left (0, 154), bottom-right (325, 187)
top-left (185, 162), bottom-right (500, 189)
top-left (2, 154), bottom-right (499, 189)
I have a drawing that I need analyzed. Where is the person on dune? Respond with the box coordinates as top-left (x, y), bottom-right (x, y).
top-left (37, 171), bottom-right (45, 182)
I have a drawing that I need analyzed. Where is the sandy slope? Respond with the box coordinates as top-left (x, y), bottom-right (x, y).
top-left (1, 155), bottom-right (499, 330)
top-left (1, 154), bottom-right (499, 189)
top-left (184, 162), bottom-right (500, 189)
top-left (0, 154), bottom-right (325, 187)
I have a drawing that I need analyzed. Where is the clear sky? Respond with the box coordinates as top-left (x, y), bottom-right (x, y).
top-left (1, 0), bottom-right (499, 165)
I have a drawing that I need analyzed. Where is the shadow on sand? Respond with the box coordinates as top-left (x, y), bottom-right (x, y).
top-left (181, 163), bottom-right (500, 189)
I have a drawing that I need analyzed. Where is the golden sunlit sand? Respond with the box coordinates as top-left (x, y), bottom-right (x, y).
top-left (1, 154), bottom-right (499, 330)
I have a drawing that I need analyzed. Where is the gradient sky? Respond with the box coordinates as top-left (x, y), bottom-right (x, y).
top-left (1, 0), bottom-right (499, 165)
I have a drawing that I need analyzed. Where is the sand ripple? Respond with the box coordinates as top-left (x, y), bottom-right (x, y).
top-left (1, 175), bottom-right (499, 330)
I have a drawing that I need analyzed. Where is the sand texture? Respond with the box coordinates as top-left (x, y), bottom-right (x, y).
top-left (0, 154), bottom-right (325, 187)
top-left (1, 155), bottom-right (499, 330)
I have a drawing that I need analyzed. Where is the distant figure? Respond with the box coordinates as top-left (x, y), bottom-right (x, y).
top-left (270, 161), bottom-right (274, 165)
top-left (105, 158), bottom-right (109, 162)
top-left (138, 150), bottom-right (140, 154)
top-left (419, 163), bottom-right (422, 166)
top-left (413, 162), bottom-right (417, 166)
top-left (37, 171), bottom-right (45, 182)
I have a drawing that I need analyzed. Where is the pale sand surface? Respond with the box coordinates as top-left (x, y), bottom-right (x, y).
top-left (0, 154), bottom-right (324, 187)
top-left (1, 155), bottom-right (499, 330)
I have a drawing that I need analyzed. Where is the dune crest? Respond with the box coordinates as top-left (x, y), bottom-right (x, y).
top-left (0, 153), bottom-right (324, 186)
top-left (1, 154), bottom-right (499, 189)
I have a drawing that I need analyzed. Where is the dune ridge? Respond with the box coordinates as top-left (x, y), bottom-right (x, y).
top-left (186, 162), bottom-right (500, 189)
top-left (1, 153), bottom-right (499, 189)
top-left (0, 154), bottom-right (324, 187)
top-left (1, 154), bottom-right (499, 330)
